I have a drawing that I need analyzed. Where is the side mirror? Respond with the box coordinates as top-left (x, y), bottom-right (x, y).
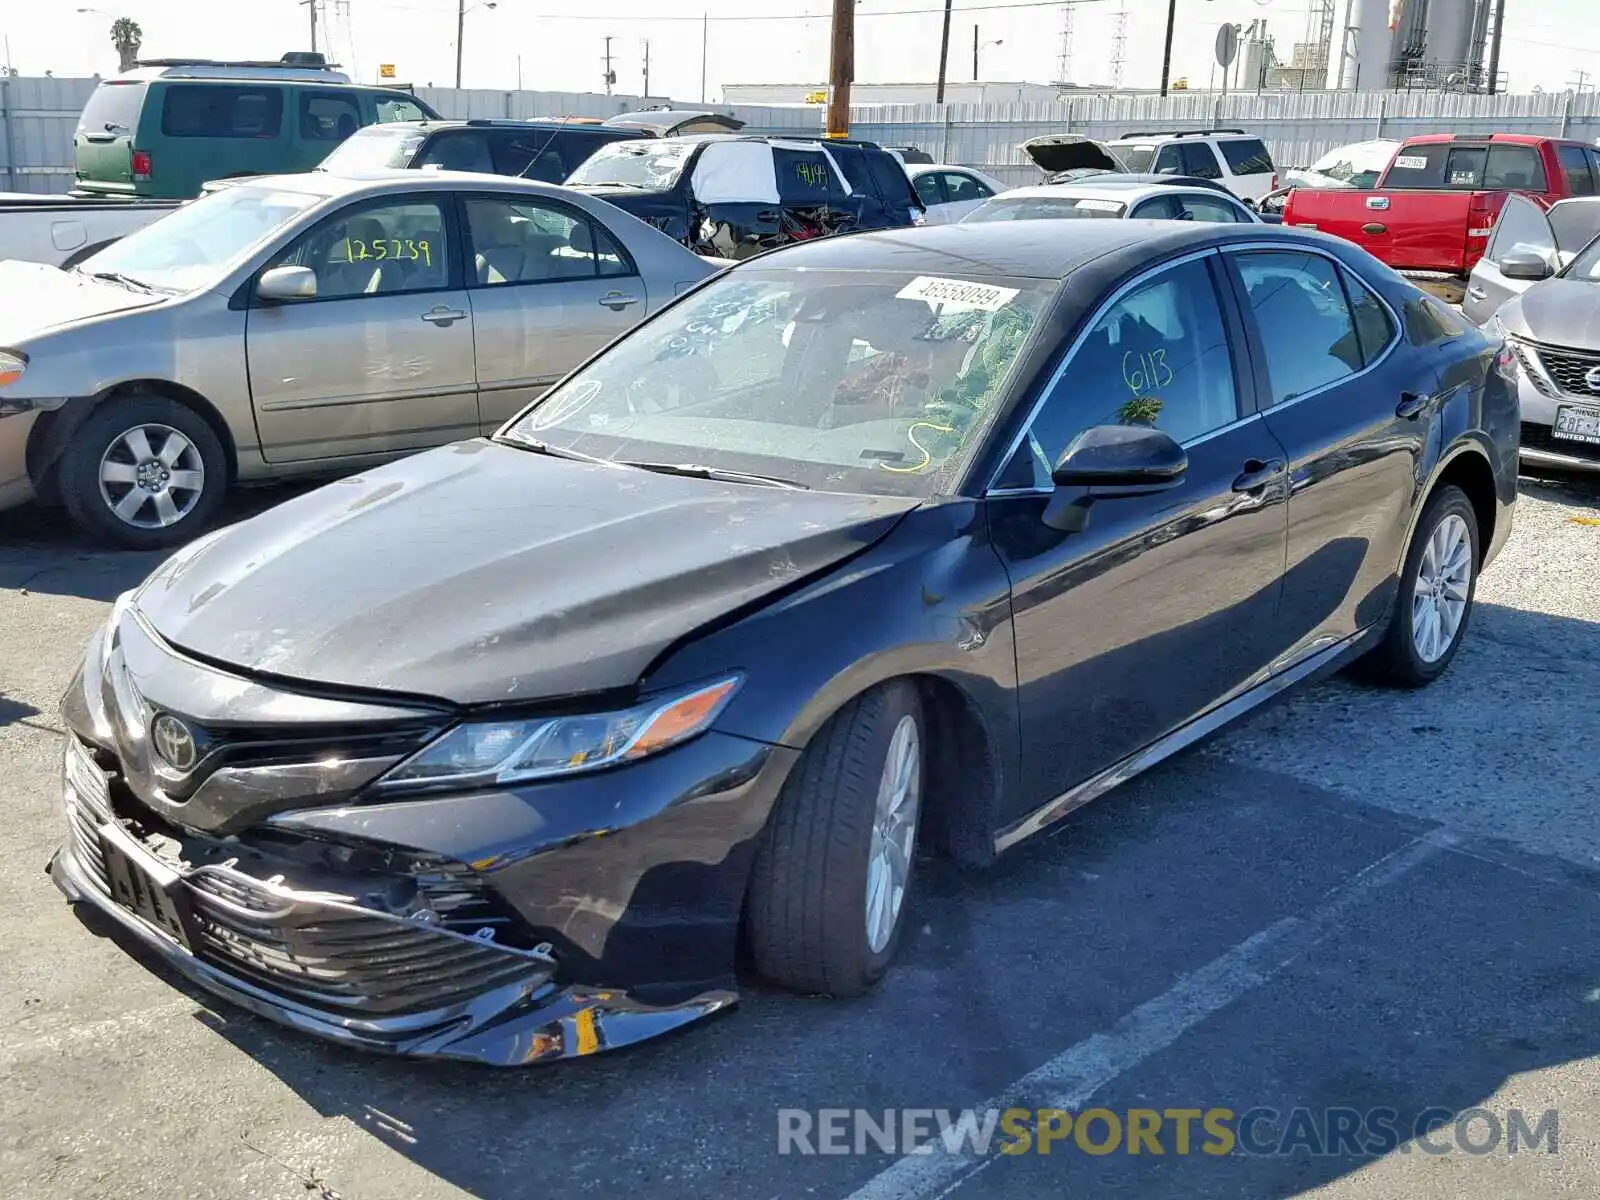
top-left (1052, 423), bottom-right (1187, 488)
top-left (257, 265), bottom-right (317, 302)
top-left (1497, 249), bottom-right (1552, 282)
top-left (1042, 424), bottom-right (1186, 533)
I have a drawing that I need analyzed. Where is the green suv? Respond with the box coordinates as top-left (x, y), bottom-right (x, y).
top-left (73, 53), bottom-right (442, 199)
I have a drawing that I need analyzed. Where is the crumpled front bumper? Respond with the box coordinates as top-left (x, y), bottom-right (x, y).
top-left (49, 733), bottom-right (740, 1065)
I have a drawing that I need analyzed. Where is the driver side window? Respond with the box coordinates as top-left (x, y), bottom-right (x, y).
top-left (1002, 257), bottom-right (1239, 489)
top-left (269, 199), bottom-right (450, 300)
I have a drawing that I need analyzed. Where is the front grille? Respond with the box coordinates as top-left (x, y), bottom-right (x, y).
top-left (1529, 344), bottom-right (1600, 398)
top-left (185, 869), bottom-right (551, 1017)
top-left (1513, 345), bottom-right (1558, 397)
top-left (1521, 421), bottom-right (1600, 463)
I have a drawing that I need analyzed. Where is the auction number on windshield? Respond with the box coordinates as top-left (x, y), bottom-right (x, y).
top-left (342, 237), bottom-right (432, 266)
top-left (1122, 348), bottom-right (1173, 395)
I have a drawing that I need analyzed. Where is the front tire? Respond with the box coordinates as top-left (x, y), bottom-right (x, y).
top-left (57, 395), bottom-right (227, 550)
top-left (1363, 484), bottom-right (1479, 687)
top-left (746, 681), bottom-right (924, 997)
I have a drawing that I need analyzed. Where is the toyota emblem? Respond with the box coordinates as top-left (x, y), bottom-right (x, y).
top-left (150, 714), bottom-right (198, 772)
top-left (1585, 366), bottom-right (1600, 393)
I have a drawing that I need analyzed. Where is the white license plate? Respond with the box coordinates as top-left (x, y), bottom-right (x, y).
top-left (1553, 405), bottom-right (1600, 445)
top-left (63, 737), bottom-right (111, 818)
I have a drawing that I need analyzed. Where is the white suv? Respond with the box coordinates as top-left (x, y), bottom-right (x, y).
top-left (1108, 129), bottom-right (1278, 203)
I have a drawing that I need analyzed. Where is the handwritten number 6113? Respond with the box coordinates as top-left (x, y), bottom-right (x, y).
top-left (1121, 348), bottom-right (1173, 395)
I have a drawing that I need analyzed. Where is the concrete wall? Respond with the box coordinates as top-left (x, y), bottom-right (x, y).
top-left (7, 76), bottom-right (1600, 195)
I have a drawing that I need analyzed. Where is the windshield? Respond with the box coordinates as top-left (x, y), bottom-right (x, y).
top-left (1116, 146), bottom-right (1157, 173)
top-left (1563, 236), bottom-right (1600, 281)
top-left (79, 184), bottom-right (324, 292)
top-left (565, 139), bottom-right (696, 189)
top-left (502, 268), bottom-right (1057, 497)
top-left (964, 196), bottom-right (1126, 222)
top-left (318, 126), bottom-right (425, 172)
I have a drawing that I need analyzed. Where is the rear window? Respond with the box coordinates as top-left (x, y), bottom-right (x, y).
top-left (160, 85), bottom-right (283, 139)
top-left (1219, 138), bottom-right (1274, 176)
top-left (77, 81), bottom-right (148, 136)
top-left (318, 125), bottom-right (425, 172)
top-left (965, 195), bottom-right (1126, 222)
top-left (1381, 142), bottom-right (1547, 191)
top-left (774, 148), bottom-right (844, 203)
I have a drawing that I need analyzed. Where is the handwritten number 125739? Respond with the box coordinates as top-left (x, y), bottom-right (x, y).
top-left (343, 237), bottom-right (432, 267)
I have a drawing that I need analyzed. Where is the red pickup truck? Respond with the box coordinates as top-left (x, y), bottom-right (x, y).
top-left (1281, 133), bottom-right (1600, 301)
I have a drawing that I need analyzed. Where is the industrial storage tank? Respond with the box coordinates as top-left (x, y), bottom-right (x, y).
top-left (1425, 0), bottom-right (1477, 72)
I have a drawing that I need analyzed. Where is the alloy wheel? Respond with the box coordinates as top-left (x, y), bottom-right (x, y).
top-left (97, 423), bottom-right (207, 530)
top-left (1411, 513), bottom-right (1472, 664)
top-left (865, 714), bottom-right (921, 954)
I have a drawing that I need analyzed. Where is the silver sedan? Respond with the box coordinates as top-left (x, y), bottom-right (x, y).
top-left (0, 169), bottom-right (718, 547)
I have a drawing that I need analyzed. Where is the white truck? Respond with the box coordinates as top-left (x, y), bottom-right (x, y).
top-left (0, 193), bottom-right (179, 268)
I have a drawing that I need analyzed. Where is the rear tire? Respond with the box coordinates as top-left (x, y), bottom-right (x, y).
top-left (746, 681), bottom-right (924, 997)
top-left (57, 395), bottom-right (227, 550)
top-left (1361, 484), bottom-right (1479, 688)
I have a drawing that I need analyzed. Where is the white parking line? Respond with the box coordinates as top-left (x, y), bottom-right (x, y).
top-left (845, 829), bottom-right (1458, 1200)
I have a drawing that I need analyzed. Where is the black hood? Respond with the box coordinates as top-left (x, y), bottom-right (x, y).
top-left (1500, 278), bottom-right (1600, 352)
top-left (1020, 135), bottom-right (1127, 176)
top-left (134, 440), bottom-right (916, 706)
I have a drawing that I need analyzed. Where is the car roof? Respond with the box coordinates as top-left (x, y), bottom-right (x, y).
top-left (992, 180), bottom-right (1242, 205)
top-left (355, 119), bottom-right (646, 137)
top-left (747, 219), bottom-right (1217, 280)
top-left (231, 168), bottom-right (590, 200)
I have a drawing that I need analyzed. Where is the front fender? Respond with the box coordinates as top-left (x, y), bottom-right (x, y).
top-left (644, 499), bottom-right (1021, 848)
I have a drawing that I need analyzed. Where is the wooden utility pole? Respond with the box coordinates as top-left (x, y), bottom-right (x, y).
top-left (300, 0), bottom-right (319, 53)
top-left (1158, 0), bottom-right (1177, 96)
top-left (824, 0), bottom-right (854, 138)
top-left (935, 0), bottom-right (953, 104)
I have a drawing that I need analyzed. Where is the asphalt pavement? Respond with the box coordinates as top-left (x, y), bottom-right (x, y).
top-left (2, 471), bottom-right (1598, 1200)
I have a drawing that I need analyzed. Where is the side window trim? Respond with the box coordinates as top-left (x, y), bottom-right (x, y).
top-left (982, 247), bottom-right (1251, 495)
top-left (458, 191), bottom-right (639, 290)
top-left (252, 192), bottom-right (461, 306)
top-left (1219, 243), bottom-right (1403, 414)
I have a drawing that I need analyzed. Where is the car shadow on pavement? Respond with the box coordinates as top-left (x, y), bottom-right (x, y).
top-left (1518, 469), bottom-right (1600, 512)
top-left (0, 483), bottom-right (319, 602)
top-left (54, 599), bottom-right (1600, 1200)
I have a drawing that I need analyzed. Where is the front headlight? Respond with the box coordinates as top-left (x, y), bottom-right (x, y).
top-left (374, 675), bottom-right (742, 793)
top-left (0, 350), bottom-right (26, 389)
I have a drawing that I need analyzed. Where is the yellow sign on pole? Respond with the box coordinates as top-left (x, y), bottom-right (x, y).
top-left (379, 63), bottom-right (397, 79)
top-left (805, 90), bottom-right (828, 104)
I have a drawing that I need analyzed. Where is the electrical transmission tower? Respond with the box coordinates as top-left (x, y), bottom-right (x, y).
top-left (1110, 0), bottom-right (1128, 89)
top-left (1056, 3), bottom-right (1074, 85)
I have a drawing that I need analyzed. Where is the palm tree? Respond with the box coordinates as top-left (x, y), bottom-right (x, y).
top-left (110, 17), bottom-right (142, 73)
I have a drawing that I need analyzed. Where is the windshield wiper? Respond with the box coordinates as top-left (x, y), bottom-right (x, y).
top-left (499, 435), bottom-right (614, 465)
top-left (83, 270), bottom-right (162, 293)
top-left (619, 460), bottom-right (809, 490)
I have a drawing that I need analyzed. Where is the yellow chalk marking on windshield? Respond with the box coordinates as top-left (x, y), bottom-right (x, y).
top-left (880, 421), bottom-right (956, 474)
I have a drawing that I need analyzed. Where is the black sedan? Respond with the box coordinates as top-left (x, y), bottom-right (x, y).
top-left (50, 220), bottom-right (1518, 1065)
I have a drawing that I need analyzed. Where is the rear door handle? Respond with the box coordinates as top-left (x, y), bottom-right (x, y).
top-left (1396, 391), bottom-right (1430, 419)
top-left (598, 292), bottom-right (639, 311)
top-left (1232, 458), bottom-right (1286, 494)
top-left (1466, 285), bottom-right (1488, 300)
top-left (1361, 222), bottom-right (1388, 235)
top-left (420, 306), bottom-right (466, 326)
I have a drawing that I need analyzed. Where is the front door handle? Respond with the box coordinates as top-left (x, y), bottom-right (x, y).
top-left (1232, 458), bottom-right (1286, 494)
top-left (420, 305), bottom-right (466, 326)
top-left (1361, 222), bottom-right (1388, 235)
top-left (1466, 285), bottom-right (1488, 301)
top-left (598, 292), bottom-right (639, 311)
top-left (1396, 391), bottom-right (1430, 419)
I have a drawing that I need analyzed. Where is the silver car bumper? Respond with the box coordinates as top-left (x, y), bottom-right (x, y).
top-left (1511, 353), bottom-right (1600, 474)
top-left (0, 409), bottom-right (39, 510)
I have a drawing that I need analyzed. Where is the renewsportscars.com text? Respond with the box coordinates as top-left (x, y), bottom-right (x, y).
top-left (776, 1107), bottom-right (1559, 1158)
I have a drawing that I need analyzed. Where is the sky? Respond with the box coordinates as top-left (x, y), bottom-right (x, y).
top-left (9, 0), bottom-right (1598, 102)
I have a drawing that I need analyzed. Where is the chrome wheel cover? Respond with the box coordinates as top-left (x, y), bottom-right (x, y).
top-left (865, 714), bottom-right (921, 955)
top-left (98, 424), bottom-right (206, 530)
top-left (1411, 513), bottom-right (1472, 664)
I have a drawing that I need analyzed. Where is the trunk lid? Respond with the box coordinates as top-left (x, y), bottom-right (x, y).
top-left (73, 80), bottom-right (148, 196)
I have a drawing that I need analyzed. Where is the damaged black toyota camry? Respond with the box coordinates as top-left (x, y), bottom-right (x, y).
top-left (51, 220), bottom-right (1517, 1065)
